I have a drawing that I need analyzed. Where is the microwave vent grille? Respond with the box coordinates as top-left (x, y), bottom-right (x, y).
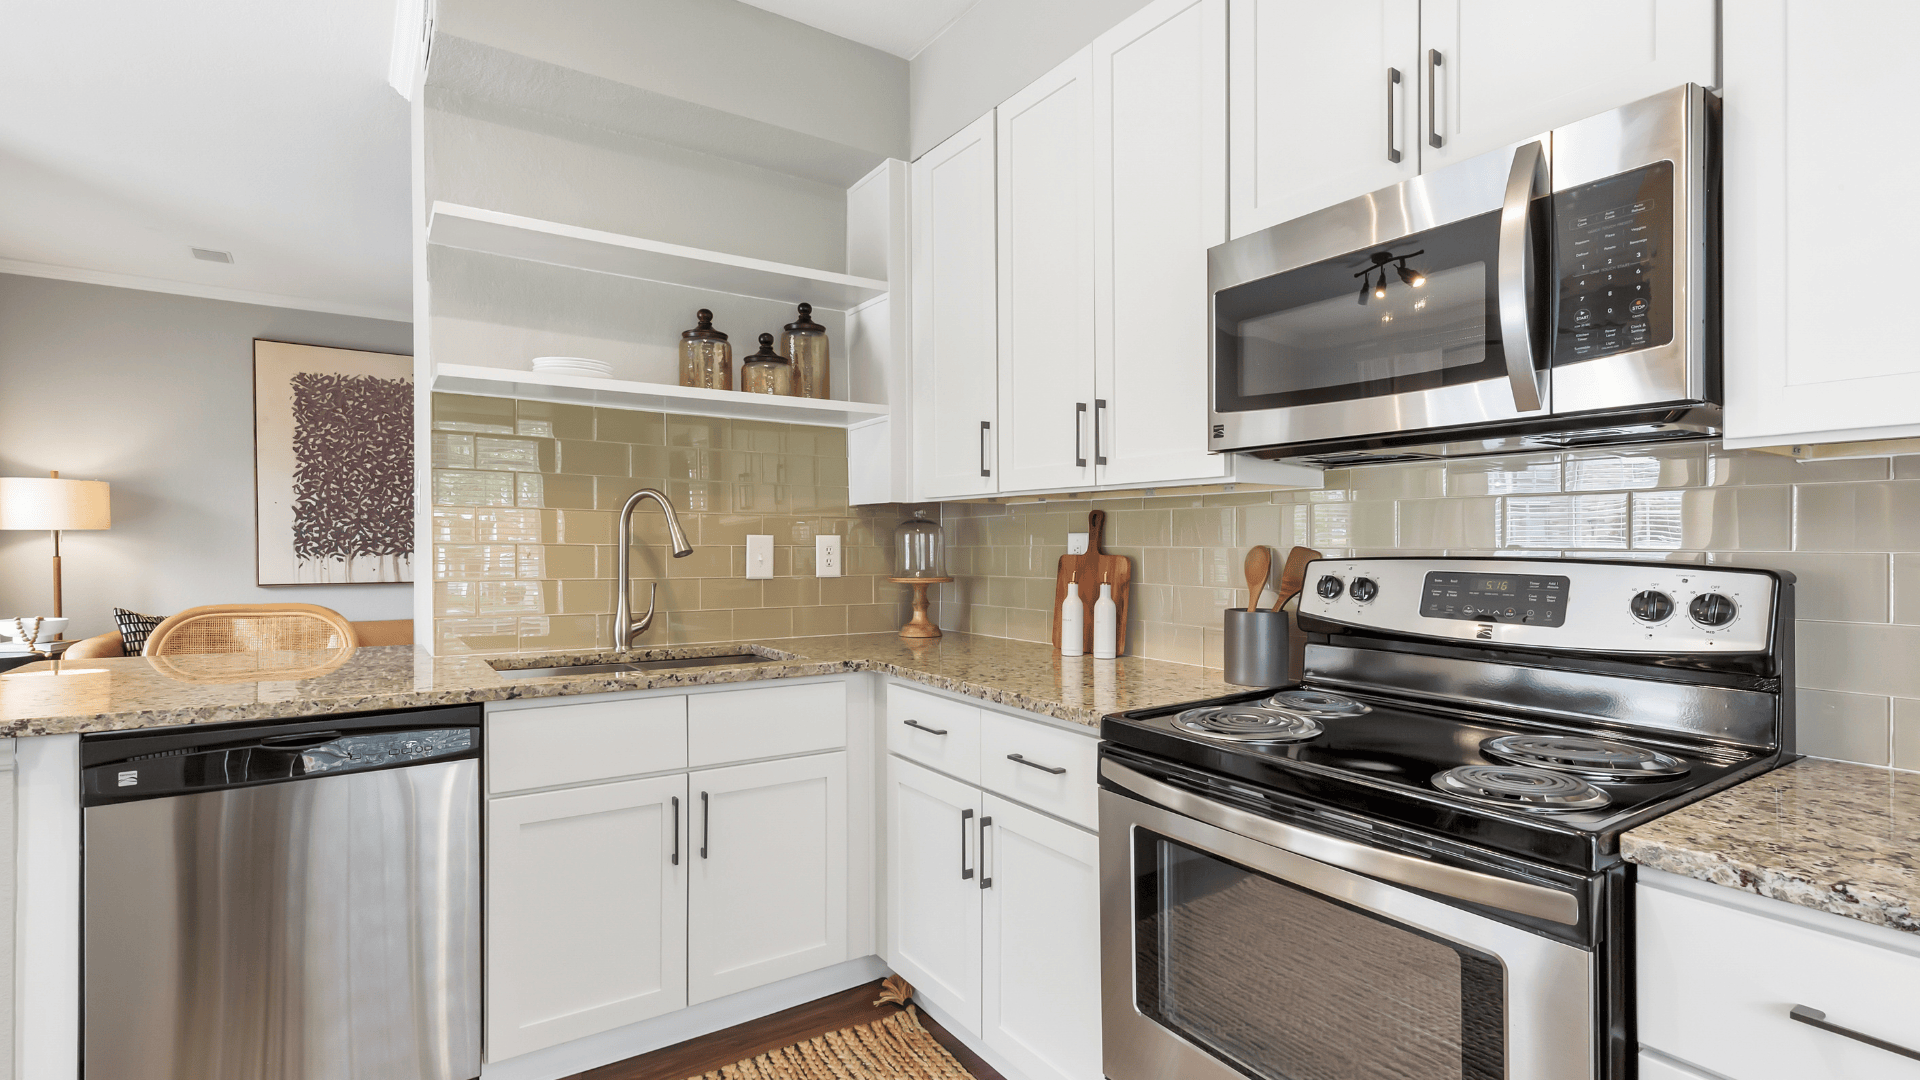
top-left (1522, 427), bottom-right (1706, 450)
top-left (1300, 452), bottom-right (1441, 467)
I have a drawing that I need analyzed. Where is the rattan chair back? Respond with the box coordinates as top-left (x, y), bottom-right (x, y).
top-left (143, 604), bottom-right (359, 656)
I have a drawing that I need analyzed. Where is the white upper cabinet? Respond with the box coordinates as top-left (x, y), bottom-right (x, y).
top-left (1228, 0), bottom-right (1421, 239)
top-left (1095, 0), bottom-right (1233, 487)
top-left (997, 49), bottom-right (1098, 494)
top-left (912, 113), bottom-right (1001, 498)
top-left (1723, 0), bottom-right (1920, 447)
top-left (1418, 0), bottom-right (1715, 168)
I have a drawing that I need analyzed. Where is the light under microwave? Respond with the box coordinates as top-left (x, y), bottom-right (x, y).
top-left (1208, 85), bottom-right (1719, 466)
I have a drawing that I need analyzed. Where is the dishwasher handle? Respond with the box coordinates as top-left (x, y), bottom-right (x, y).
top-left (80, 725), bottom-right (480, 807)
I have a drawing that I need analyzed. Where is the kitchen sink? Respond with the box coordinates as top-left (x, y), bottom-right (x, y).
top-left (490, 651), bottom-right (765, 680)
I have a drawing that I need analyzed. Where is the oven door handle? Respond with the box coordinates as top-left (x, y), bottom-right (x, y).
top-left (1101, 759), bottom-right (1580, 925)
top-left (1496, 138), bottom-right (1548, 414)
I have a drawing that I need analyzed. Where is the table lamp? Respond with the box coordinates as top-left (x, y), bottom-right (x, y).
top-left (0, 471), bottom-right (112, 618)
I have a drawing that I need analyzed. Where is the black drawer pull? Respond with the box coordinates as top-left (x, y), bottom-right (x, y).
top-left (1007, 753), bottom-right (1066, 775)
top-left (904, 719), bottom-right (949, 736)
top-left (1791, 1005), bottom-right (1920, 1061)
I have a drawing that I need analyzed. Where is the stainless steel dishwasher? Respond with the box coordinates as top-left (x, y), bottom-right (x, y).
top-left (80, 706), bottom-right (482, 1080)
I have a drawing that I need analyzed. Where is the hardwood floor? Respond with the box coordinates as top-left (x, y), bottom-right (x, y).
top-left (567, 979), bottom-right (1005, 1080)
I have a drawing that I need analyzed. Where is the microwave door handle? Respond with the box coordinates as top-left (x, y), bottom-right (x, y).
top-left (1497, 138), bottom-right (1548, 414)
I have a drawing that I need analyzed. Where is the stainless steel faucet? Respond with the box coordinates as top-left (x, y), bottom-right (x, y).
top-left (614, 488), bottom-right (694, 651)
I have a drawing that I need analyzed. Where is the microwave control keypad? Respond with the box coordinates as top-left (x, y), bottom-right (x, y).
top-left (1552, 161), bottom-right (1675, 365)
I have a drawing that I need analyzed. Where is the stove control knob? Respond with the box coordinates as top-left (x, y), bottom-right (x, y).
top-left (1689, 592), bottom-right (1737, 628)
top-left (1349, 577), bottom-right (1378, 603)
top-left (1316, 575), bottom-right (1345, 600)
top-left (1629, 590), bottom-right (1674, 623)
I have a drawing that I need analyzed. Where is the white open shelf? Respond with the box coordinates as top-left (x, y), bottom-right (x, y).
top-left (434, 364), bottom-right (889, 428)
top-left (427, 202), bottom-right (889, 310)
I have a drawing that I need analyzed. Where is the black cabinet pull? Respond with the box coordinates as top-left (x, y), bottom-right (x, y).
top-left (980, 815), bottom-right (993, 890)
top-left (671, 796), bottom-right (680, 866)
top-left (1427, 49), bottom-right (1444, 148)
top-left (700, 791), bottom-right (710, 859)
top-left (1791, 1005), bottom-right (1920, 1062)
top-left (904, 719), bottom-right (949, 736)
top-left (1386, 67), bottom-right (1402, 163)
top-left (960, 807), bottom-right (975, 880)
top-left (1093, 399), bottom-right (1107, 465)
top-left (1075, 402), bottom-right (1088, 467)
top-left (1008, 753), bottom-right (1067, 775)
top-left (980, 420), bottom-right (992, 478)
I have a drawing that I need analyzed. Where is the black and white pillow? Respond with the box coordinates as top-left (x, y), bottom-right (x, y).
top-left (113, 609), bottom-right (166, 656)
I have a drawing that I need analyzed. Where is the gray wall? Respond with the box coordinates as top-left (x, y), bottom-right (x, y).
top-left (0, 275), bottom-right (414, 641)
top-left (909, 0), bottom-right (1156, 159)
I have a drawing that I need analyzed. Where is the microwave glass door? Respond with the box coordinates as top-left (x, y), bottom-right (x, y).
top-left (1132, 830), bottom-right (1505, 1080)
top-left (1213, 211), bottom-right (1512, 415)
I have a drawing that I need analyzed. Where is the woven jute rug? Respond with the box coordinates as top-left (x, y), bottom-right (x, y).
top-left (680, 1006), bottom-right (975, 1080)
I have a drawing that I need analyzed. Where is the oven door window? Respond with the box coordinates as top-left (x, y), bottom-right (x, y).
top-left (1135, 832), bottom-right (1505, 1080)
top-left (1214, 211), bottom-right (1511, 414)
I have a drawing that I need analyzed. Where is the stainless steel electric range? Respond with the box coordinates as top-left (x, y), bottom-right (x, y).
top-left (1098, 556), bottom-right (1795, 1080)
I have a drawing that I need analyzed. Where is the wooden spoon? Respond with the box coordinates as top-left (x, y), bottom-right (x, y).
top-left (1242, 546), bottom-right (1271, 611)
top-left (1270, 546), bottom-right (1323, 612)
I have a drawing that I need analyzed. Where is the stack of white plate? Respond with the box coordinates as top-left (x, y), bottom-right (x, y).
top-left (531, 356), bottom-right (613, 378)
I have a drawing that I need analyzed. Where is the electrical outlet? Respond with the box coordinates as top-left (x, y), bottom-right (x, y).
top-left (1067, 532), bottom-right (1089, 555)
top-left (815, 534), bottom-right (842, 577)
top-left (746, 534), bottom-right (773, 579)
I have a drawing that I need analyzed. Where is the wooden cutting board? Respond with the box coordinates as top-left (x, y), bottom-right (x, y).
top-left (1052, 509), bottom-right (1132, 655)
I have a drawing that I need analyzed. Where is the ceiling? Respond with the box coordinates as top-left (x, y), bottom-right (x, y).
top-left (0, 0), bottom-right (411, 322)
top-left (734, 0), bottom-right (978, 59)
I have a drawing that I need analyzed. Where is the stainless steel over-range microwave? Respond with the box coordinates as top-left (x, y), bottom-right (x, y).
top-left (1208, 85), bottom-right (1719, 466)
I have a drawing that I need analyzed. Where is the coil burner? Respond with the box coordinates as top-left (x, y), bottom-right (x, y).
top-left (1481, 734), bottom-right (1690, 782)
top-left (1430, 764), bottom-right (1612, 812)
top-left (1174, 706), bottom-right (1324, 744)
top-left (1265, 688), bottom-right (1373, 717)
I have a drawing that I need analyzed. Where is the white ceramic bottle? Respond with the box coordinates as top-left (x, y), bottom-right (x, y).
top-left (1060, 573), bottom-right (1085, 656)
top-left (1092, 574), bottom-right (1118, 660)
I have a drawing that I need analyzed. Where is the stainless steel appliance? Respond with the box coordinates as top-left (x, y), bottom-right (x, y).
top-left (81, 706), bottom-right (482, 1080)
top-left (1209, 85), bottom-right (1719, 465)
top-left (1099, 557), bottom-right (1794, 1080)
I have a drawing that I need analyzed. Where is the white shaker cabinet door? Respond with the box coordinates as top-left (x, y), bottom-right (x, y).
top-left (486, 774), bottom-right (688, 1062)
top-left (887, 756), bottom-right (985, 1032)
top-left (687, 753), bottom-right (848, 1005)
top-left (1228, 0), bottom-right (1420, 239)
top-left (996, 48), bottom-right (1097, 494)
top-left (912, 112), bottom-right (1001, 498)
top-left (1723, 0), bottom-right (1920, 447)
top-left (1093, 0), bottom-right (1231, 488)
top-left (980, 794), bottom-right (1103, 1080)
top-left (1418, 0), bottom-right (1714, 169)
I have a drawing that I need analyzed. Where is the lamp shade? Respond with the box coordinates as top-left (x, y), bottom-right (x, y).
top-left (0, 478), bottom-right (111, 531)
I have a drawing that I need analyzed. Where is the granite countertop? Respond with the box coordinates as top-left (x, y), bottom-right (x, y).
top-left (0, 632), bottom-right (1246, 738)
top-left (1622, 757), bottom-right (1920, 934)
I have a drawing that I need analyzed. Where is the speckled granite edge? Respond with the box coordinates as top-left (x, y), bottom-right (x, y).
top-left (1622, 758), bottom-right (1920, 934)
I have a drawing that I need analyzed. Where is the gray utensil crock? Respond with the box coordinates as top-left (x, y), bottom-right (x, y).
top-left (1223, 608), bottom-right (1290, 687)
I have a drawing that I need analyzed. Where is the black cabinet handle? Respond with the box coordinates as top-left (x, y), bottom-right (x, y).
top-left (960, 807), bottom-right (975, 880)
top-left (905, 719), bottom-right (949, 736)
top-left (700, 791), bottom-right (709, 859)
top-left (1093, 399), bottom-right (1107, 466)
top-left (1427, 49), bottom-right (1444, 148)
top-left (1075, 402), bottom-right (1088, 467)
top-left (1008, 753), bottom-right (1066, 775)
top-left (980, 815), bottom-right (993, 890)
top-left (1791, 1005), bottom-right (1920, 1062)
top-left (1386, 67), bottom-right (1402, 163)
top-left (671, 795), bottom-right (680, 866)
top-left (980, 420), bottom-right (992, 478)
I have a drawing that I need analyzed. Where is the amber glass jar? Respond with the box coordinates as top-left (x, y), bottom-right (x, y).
top-left (678, 309), bottom-right (732, 390)
top-left (740, 333), bottom-right (795, 396)
top-left (781, 302), bottom-right (830, 400)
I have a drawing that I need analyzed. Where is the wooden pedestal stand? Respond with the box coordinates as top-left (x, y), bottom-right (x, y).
top-left (889, 576), bottom-right (952, 639)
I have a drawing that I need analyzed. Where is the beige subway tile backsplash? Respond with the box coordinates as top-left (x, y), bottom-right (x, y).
top-left (1797, 688), bottom-right (1891, 765)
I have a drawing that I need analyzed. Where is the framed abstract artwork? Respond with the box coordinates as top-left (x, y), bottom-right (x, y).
top-left (254, 340), bottom-right (415, 584)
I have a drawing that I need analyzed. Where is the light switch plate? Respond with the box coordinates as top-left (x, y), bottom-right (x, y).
top-left (815, 534), bottom-right (842, 577)
top-left (746, 534), bottom-right (773, 579)
top-left (1067, 532), bottom-right (1089, 555)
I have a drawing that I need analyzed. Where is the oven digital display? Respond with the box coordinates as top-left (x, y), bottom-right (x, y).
top-left (1420, 572), bottom-right (1569, 626)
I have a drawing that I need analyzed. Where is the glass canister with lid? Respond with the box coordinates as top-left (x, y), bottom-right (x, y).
top-left (678, 309), bottom-right (732, 390)
top-left (893, 510), bottom-right (945, 578)
top-left (781, 302), bottom-right (830, 400)
top-left (740, 333), bottom-right (795, 396)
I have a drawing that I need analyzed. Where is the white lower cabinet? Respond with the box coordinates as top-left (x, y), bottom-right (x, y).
top-left (487, 774), bottom-right (689, 1061)
top-left (689, 753), bottom-right (849, 1004)
top-left (887, 756), bottom-right (984, 1023)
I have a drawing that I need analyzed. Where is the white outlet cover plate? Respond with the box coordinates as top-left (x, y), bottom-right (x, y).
top-left (815, 534), bottom-right (842, 577)
top-left (1067, 532), bottom-right (1089, 555)
top-left (746, 534), bottom-right (774, 579)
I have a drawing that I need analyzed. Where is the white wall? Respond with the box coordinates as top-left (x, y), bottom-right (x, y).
top-left (0, 274), bottom-right (415, 640)
top-left (909, 0), bottom-right (1156, 159)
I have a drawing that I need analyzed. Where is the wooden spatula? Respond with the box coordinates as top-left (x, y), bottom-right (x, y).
top-left (1270, 546), bottom-right (1322, 612)
top-left (1242, 546), bottom-right (1271, 610)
